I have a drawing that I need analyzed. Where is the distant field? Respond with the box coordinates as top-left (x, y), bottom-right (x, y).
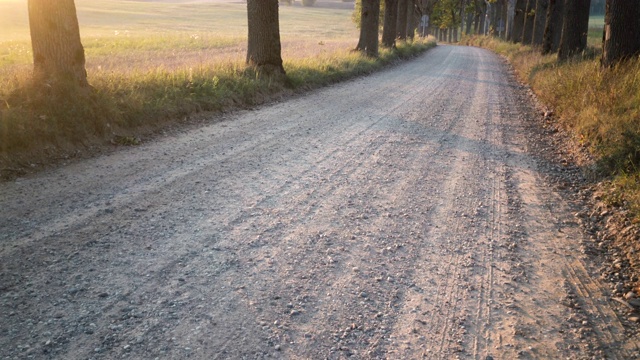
top-left (0, 0), bottom-right (358, 73)
top-left (588, 15), bottom-right (604, 47)
top-left (589, 15), bottom-right (605, 29)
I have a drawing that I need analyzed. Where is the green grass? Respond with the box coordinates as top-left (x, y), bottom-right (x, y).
top-left (461, 34), bottom-right (640, 222)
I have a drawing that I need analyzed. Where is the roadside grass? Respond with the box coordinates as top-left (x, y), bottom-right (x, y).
top-left (2, 0), bottom-right (404, 169)
top-left (461, 34), bottom-right (640, 222)
top-left (0, 0), bottom-right (435, 170)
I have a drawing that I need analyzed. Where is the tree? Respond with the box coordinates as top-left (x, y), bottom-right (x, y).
top-left (246, 0), bottom-right (285, 75)
top-left (397, 0), bottom-right (409, 40)
top-left (601, 0), bottom-right (640, 67)
top-left (531, 0), bottom-right (548, 45)
top-left (558, 0), bottom-right (591, 61)
top-left (473, 0), bottom-right (486, 35)
top-left (28, 0), bottom-right (88, 87)
top-left (382, 0), bottom-right (399, 47)
top-left (406, 0), bottom-right (419, 40)
top-left (542, 0), bottom-right (564, 53)
top-left (356, 0), bottom-right (381, 57)
top-left (510, 0), bottom-right (526, 42)
top-left (506, 0), bottom-right (516, 39)
top-left (522, 0), bottom-right (535, 43)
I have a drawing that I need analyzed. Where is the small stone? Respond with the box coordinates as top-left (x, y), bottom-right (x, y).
top-left (628, 298), bottom-right (640, 308)
top-left (359, 292), bottom-right (368, 298)
top-left (98, 292), bottom-right (109, 298)
top-left (624, 291), bottom-right (637, 300)
top-left (352, 267), bottom-right (360, 272)
top-left (275, 344), bottom-right (281, 351)
top-left (290, 309), bottom-right (300, 316)
top-left (629, 316), bottom-right (640, 323)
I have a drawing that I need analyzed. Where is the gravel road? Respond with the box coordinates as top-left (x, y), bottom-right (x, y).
top-left (1, 45), bottom-right (639, 359)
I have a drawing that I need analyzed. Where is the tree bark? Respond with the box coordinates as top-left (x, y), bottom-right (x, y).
top-left (512, 0), bottom-right (526, 42)
top-left (542, 0), bottom-right (564, 53)
top-left (382, 0), bottom-right (399, 47)
top-left (356, 0), bottom-right (381, 57)
top-left (558, 0), bottom-right (591, 61)
top-left (246, 0), bottom-right (285, 75)
top-left (500, 0), bottom-right (509, 38)
top-left (532, 0), bottom-right (548, 45)
top-left (397, 0), bottom-right (408, 40)
top-left (28, 0), bottom-right (88, 87)
top-left (601, 0), bottom-right (640, 66)
top-left (477, 0), bottom-right (486, 35)
top-left (506, 0), bottom-right (516, 40)
top-left (522, 0), bottom-right (535, 43)
top-left (465, 12), bottom-right (474, 34)
top-left (407, 0), bottom-right (417, 40)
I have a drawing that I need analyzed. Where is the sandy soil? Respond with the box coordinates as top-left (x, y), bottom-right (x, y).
top-left (1, 45), bottom-right (639, 359)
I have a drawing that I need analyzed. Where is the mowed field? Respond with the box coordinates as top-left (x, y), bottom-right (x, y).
top-left (0, 0), bottom-right (358, 74)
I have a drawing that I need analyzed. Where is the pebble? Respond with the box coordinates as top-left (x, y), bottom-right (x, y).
top-left (274, 344), bottom-right (281, 351)
top-left (628, 298), bottom-right (640, 308)
top-left (629, 316), bottom-right (640, 323)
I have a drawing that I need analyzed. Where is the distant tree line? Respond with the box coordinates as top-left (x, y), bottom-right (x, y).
top-left (424, 0), bottom-right (640, 65)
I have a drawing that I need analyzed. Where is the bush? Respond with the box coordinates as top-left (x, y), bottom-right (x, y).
top-left (302, 0), bottom-right (316, 6)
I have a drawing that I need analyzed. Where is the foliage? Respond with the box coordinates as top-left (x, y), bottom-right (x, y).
top-left (431, 0), bottom-right (462, 29)
top-left (462, 34), bottom-right (640, 221)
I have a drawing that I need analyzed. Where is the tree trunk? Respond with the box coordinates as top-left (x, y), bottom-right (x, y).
top-left (28, 0), bottom-right (88, 87)
top-left (522, 0), bottom-right (535, 43)
top-left (246, 0), bottom-right (285, 75)
top-left (407, 0), bottom-right (417, 40)
top-left (478, 3), bottom-right (487, 35)
top-left (506, 0), bottom-right (516, 40)
top-left (397, 0), bottom-right (408, 40)
top-left (558, 0), bottom-right (591, 61)
top-left (512, 0), bottom-right (526, 42)
top-left (601, 0), bottom-right (640, 66)
top-left (382, 0), bottom-right (398, 47)
top-left (532, 0), bottom-right (548, 45)
top-left (356, 0), bottom-right (380, 57)
top-left (465, 12), bottom-right (474, 34)
top-left (500, 0), bottom-right (509, 38)
top-left (542, 0), bottom-right (564, 53)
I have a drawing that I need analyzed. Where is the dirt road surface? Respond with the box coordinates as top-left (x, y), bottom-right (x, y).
top-left (1, 45), bottom-right (639, 359)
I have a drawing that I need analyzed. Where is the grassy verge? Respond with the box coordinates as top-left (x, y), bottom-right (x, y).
top-left (0, 38), bottom-right (436, 172)
top-left (461, 35), bottom-right (640, 222)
